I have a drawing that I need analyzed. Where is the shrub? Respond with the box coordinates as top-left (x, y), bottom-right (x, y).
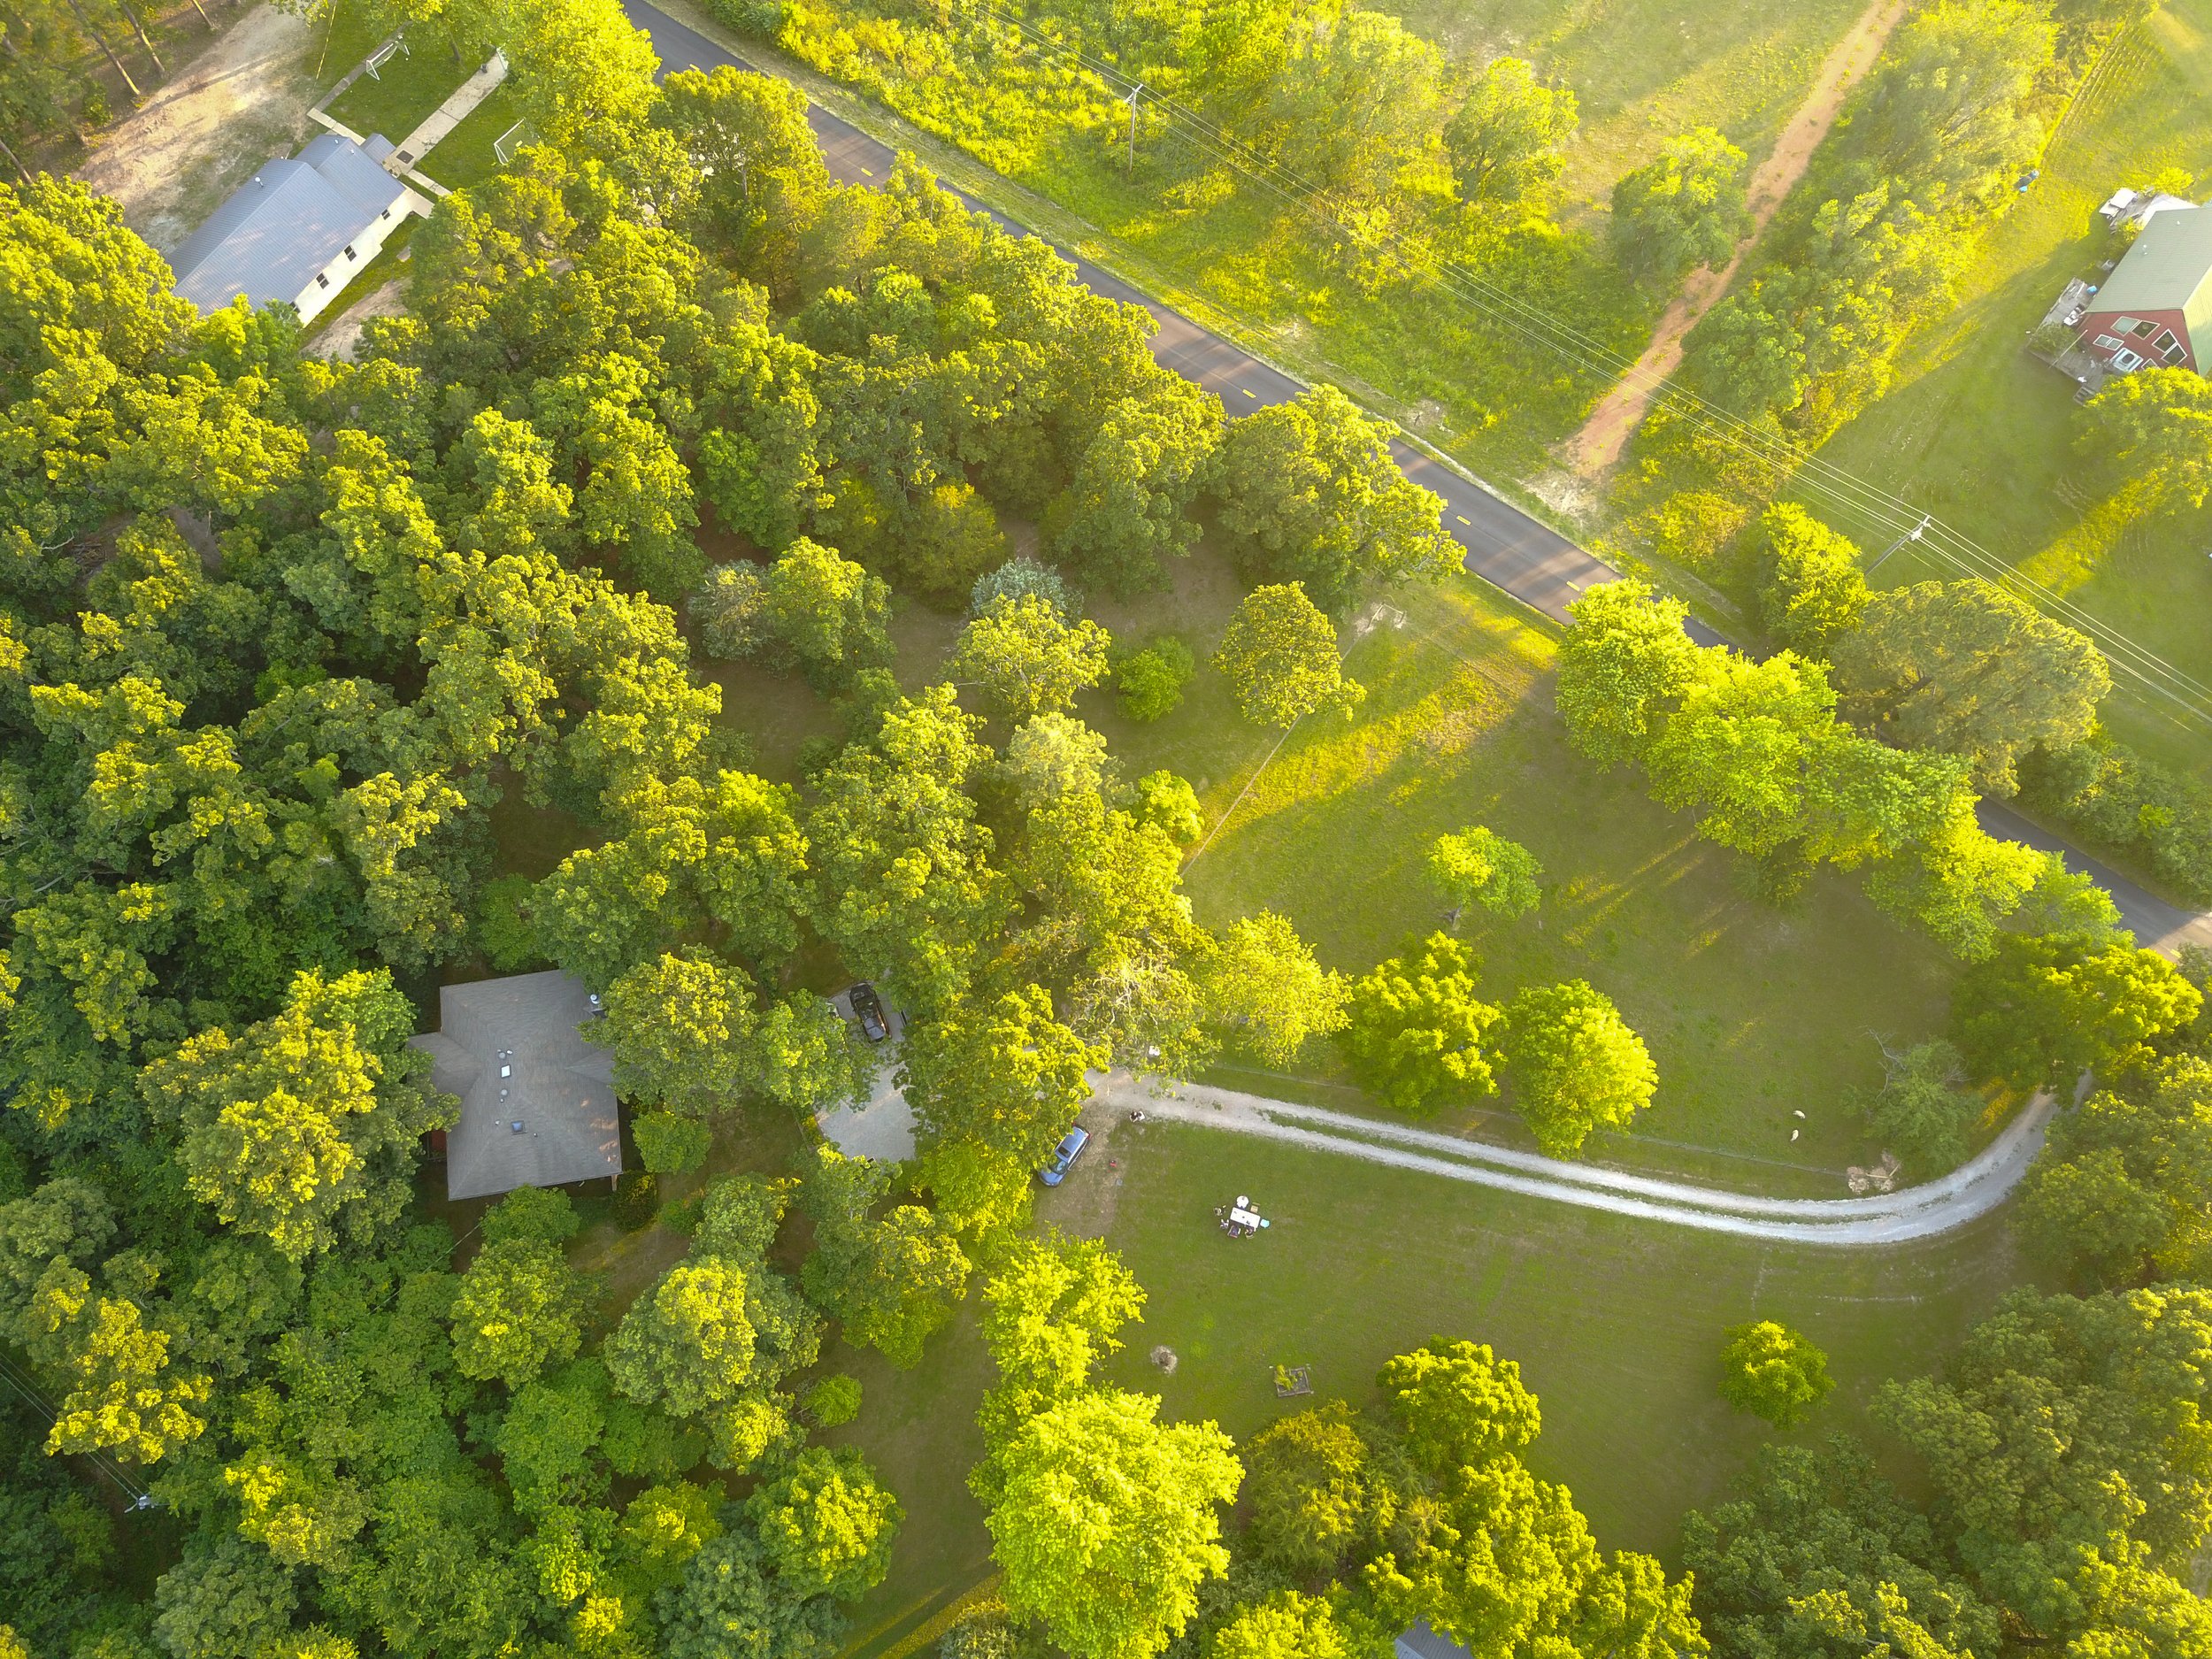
top-left (1718, 1320), bottom-right (1833, 1427)
top-left (634, 1111), bottom-right (713, 1174)
top-left (612, 1170), bottom-right (661, 1231)
top-left (2017, 737), bottom-right (2212, 906)
top-left (1112, 636), bottom-right (1194, 721)
top-left (803, 1374), bottom-right (863, 1426)
top-left (971, 556), bottom-right (1074, 618)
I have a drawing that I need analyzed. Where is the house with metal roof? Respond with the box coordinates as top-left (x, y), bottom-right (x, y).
top-left (410, 971), bottom-right (624, 1202)
top-left (169, 132), bottom-right (430, 326)
top-left (2072, 202), bottom-right (2212, 376)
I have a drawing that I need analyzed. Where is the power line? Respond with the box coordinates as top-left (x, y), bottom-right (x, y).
top-left (0, 1351), bottom-right (156, 1507)
top-left (939, 0), bottom-right (2212, 725)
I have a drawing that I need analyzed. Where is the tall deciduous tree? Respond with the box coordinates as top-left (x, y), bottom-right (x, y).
top-left (1213, 386), bottom-right (1454, 612)
top-left (1213, 583), bottom-right (1364, 728)
top-left (1427, 826), bottom-right (1542, 920)
top-left (1951, 929), bottom-right (2200, 1092)
top-left (902, 986), bottom-right (1105, 1233)
top-left (1500, 979), bottom-right (1657, 1156)
top-left (745, 1444), bottom-right (903, 1601)
top-left (1340, 933), bottom-right (1502, 1114)
top-left (138, 969), bottom-right (449, 1261)
top-left (1202, 911), bottom-right (1349, 1066)
top-left (1833, 580), bottom-right (2109, 795)
top-left (948, 595), bottom-right (1113, 725)
top-left (1610, 127), bottom-right (1748, 284)
top-left (984, 1388), bottom-right (1240, 1659)
top-left (1054, 380), bottom-right (1224, 595)
top-left (799, 1145), bottom-right (970, 1367)
top-left (1755, 503), bottom-right (1870, 655)
top-left (1555, 581), bottom-right (1705, 767)
top-left (1443, 57), bottom-right (1578, 211)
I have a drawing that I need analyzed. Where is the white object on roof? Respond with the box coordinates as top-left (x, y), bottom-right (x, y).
top-left (169, 132), bottom-right (430, 326)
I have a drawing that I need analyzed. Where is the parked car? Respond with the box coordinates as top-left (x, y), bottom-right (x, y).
top-left (849, 981), bottom-right (890, 1042)
top-left (1039, 1126), bottom-right (1089, 1187)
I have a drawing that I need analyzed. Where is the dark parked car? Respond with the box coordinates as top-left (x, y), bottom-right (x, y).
top-left (848, 981), bottom-right (890, 1042)
top-left (1039, 1126), bottom-right (1089, 1187)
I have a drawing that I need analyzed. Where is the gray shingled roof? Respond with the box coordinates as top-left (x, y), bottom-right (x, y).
top-left (411, 971), bottom-right (623, 1202)
top-left (169, 133), bottom-right (409, 316)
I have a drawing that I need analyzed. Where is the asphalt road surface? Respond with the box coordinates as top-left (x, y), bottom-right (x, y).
top-left (623, 0), bottom-right (1614, 624)
top-left (623, 0), bottom-right (2212, 955)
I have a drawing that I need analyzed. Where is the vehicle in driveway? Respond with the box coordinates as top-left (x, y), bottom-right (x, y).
top-left (1039, 1125), bottom-right (1089, 1186)
top-left (849, 981), bottom-right (889, 1042)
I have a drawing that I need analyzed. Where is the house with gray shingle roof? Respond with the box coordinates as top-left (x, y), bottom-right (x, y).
top-left (169, 133), bottom-right (429, 326)
top-left (411, 972), bottom-right (625, 1202)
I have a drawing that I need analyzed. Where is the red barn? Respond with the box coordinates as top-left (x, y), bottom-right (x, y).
top-left (2074, 204), bottom-right (2212, 375)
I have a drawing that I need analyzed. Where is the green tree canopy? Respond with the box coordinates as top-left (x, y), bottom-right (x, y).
top-left (1212, 386), bottom-right (1454, 612)
top-left (949, 595), bottom-right (1113, 726)
top-left (1377, 1336), bottom-right (1541, 1474)
top-left (1340, 933), bottom-right (1502, 1115)
top-left (1754, 503), bottom-right (1870, 656)
top-left (2080, 365), bottom-right (2212, 511)
top-left (1427, 826), bottom-right (1542, 921)
top-left (985, 1387), bottom-right (1241, 1659)
top-left (1951, 929), bottom-right (2200, 1093)
top-left (1717, 1320), bottom-right (1834, 1428)
top-left (1834, 580), bottom-right (2110, 795)
top-left (799, 1144), bottom-right (971, 1367)
top-left (1442, 57), bottom-right (1578, 211)
top-left (1610, 127), bottom-right (1748, 284)
top-left (1499, 979), bottom-right (1658, 1157)
top-left (448, 1236), bottom-right (592, 1389)
top-left (1213, 583), bottom-right (1363, 729)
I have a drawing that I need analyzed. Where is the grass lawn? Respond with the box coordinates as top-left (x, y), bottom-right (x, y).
top-left (822, 1100), bottom-right (2035, 1658)
top-left (1075, 552), bottom-right (1962, 1178)
top-left (1384, 0), bottom-right (1876, 216)
top-left (1810, 3), bottom-right (2212, 787)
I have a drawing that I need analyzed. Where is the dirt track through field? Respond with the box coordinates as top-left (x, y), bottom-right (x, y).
top-left (72, 3), bottom-right (317, 255)
top-left (1093, 1072), bottom-right (2053, 1245)
top-left (1559, 0), bottom-right (1911, 478)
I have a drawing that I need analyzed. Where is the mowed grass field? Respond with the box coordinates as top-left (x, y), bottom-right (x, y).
top-left (1385, 0), bottom-right (1876, 215)
top-left (823, 1102), bottom-right (2035, 1659)
top-left (1078, 555), bottom-right (1961, 1179)
top-left (1811, 2), bottom-right (2212, 786)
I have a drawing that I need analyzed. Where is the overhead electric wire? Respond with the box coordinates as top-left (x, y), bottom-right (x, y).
top-left (0, 1350), bottom-right (155, 1505)
top-left (944, 0), bottom-right (2212, 724)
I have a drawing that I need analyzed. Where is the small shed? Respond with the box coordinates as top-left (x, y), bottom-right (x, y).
top-left (411, 971), bottom-right (622, 1202)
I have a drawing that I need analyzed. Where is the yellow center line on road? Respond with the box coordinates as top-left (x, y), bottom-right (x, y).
top-left (1240, 387), bottom-right (1256, 397)
top-left (1455, 515), bottom-right (1471, 526)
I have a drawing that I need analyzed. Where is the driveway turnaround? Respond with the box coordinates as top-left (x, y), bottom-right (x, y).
top-left (618, 0), bottom-right (2212, 957)
top-left (1093, 1074), bottom-right (2052, 1246)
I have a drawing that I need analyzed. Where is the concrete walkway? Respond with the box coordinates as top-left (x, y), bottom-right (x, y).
top-left (1092, 1073), bottom-right (2053, 1246)
top-left (389, 49), bottom-right (506, 172)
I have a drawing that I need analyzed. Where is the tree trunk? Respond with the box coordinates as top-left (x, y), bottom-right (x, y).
top-left (111, 0), bottom-right (163, 75)
top-left (58, 0), bottom-right (140, 98)
top-left (0, 129), bottom-right (29, 183)
top-left (187, 0), bottom-right (211, 28)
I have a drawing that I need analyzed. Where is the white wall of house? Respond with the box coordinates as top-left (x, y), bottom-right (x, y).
top-left (292, 187), bottom-right (433, 324)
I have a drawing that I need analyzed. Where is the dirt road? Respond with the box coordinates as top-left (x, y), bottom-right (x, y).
top-left (1093, 1073), bottom-right (2052, 1245)
top-left (1559, 0), bottom-right (1911, 478)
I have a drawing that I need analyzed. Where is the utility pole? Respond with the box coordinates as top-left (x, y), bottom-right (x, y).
top-left (1869, 513), bottom-right (1932, 573)
top-left (1125, 81), bottom-right (1143, 175)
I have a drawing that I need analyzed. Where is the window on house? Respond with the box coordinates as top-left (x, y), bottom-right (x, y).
top-left (316, 274), bottom-right (331, 289)
top-left (2113, 348), bottom-right (2146, 372)
top-left (2093, 333), bottom-right (2124, 350)
top-left (380, 208), bottom-right (391, 220)
top-left (2115, 316), bottom-right (2141, 332)
top-left (344, 245), bottom-right (357, 261)
top-left (2165, 341), bottom-right (2189, 364)
top-left (2155, 328), bottom-right (2179, 351)
top-left (2133, 318), bottom-right (2160, 338)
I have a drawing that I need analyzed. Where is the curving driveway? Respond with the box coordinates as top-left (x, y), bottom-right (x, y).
top-left (1089, 1073), bottom-right (2053, 1245)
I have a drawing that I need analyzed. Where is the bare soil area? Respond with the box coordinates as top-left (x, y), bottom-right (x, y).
top-left (72, 3), bottom-right (319, 255)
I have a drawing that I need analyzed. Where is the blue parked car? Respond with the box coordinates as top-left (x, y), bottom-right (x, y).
top-left (1039, 1126), bottom-right (1089, 1186)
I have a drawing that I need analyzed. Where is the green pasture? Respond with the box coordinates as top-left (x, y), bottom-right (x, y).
top-left (1812, 2), bottom-right (2212, 786)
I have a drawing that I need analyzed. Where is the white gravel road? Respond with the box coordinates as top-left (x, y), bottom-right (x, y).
top-left (1089, 1074), bottom-right (2052, 1246)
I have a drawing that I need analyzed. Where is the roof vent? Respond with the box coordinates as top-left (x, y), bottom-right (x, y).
top-left (511, 1120), bottom-right (526, 1134)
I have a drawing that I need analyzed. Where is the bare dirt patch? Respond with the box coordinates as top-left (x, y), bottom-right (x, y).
top-left (73, 3), bottom-right (319, 255)
top-left (309, 274), bottom-right (408, 361)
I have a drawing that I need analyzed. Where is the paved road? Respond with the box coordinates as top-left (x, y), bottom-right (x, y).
top-left (623, 0), bottom-right (2212, 957)
top-left (622, 0), bottom-right (1614, 624)
top-left (1094, 1075), bottom-right (2052, 1245)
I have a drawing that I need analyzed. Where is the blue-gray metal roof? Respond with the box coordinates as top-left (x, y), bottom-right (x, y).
top-left (170, 134), bottom-right (408, 315)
